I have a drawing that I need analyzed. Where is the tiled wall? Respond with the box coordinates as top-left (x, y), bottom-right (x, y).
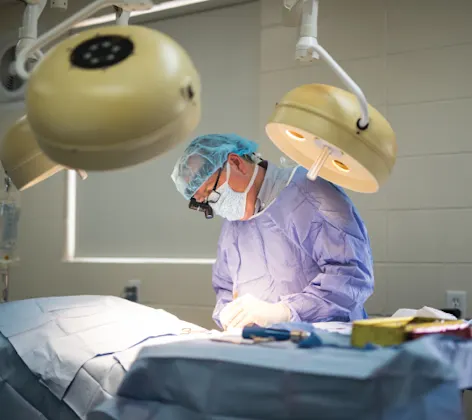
top-left (259, 0), bottom-right (472, 316)
top-left (2, 0), bottom-right (472, 325)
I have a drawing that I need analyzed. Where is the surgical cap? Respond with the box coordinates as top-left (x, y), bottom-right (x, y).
top-left (171, 133), bottom-right (259, 200)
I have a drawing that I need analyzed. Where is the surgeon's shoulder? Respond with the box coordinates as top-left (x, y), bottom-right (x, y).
top-left (291, 167), bottom-right (367, 238)
top-left (291, 168), bottom-right (347, 204)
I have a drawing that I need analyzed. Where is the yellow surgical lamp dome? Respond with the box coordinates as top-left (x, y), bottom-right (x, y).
top-left (0, 116), bottom-right (63, 191)
top-left (266, 84), bottom-right (397, 193)
top-left (26, 24), bottom-right (201, 171)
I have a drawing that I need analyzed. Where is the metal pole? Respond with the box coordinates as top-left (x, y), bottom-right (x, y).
top-left (1, 176), bottom-right (12, 303)
top-left (1, 267), bottom-right (9, 303)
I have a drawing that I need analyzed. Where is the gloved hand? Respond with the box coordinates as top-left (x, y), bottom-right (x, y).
top-left (219, 294), bottom-right (291, 329)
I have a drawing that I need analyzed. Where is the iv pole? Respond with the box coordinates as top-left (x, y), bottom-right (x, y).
top-left (1, 266), bottom-right (9, 303)
top-left (0, 175), bottom-right (13, 303)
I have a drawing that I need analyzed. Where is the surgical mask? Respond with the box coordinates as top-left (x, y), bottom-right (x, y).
top-left (209, 162), bottom-right (259, 221)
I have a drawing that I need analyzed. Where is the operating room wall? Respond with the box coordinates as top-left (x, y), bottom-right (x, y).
top-left (0, 1), bottom-right (260, 329)
top-left (1, 0), bottom-right (472, 329)
top-left (259, 0), bottom-right (472, 317)
top-left (73, 3), bottom-right (259, 259)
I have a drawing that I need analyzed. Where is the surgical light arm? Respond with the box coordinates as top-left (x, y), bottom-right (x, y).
top-left (114, 6), bottom-right (132, 25)
top-left (283, 0), bottom-right (370, 180)
top-left (17, 0), bottom-right (47, 61)
top-left (15, 0), bottom-right (153, 80)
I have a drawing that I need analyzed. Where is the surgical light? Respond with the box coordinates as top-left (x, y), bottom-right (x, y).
top-left (0, 115), bottom-right (51, 303)
top-left (0, 116), bottom-right (64, 191)
top-left (14, 0), bottom-right (201, 172)
top-left (0, 114), bottom-right (89, 302)
top-left (266, 0), bottom-right (397, 193)
top-left (0, 114), bottom-right (88, 191)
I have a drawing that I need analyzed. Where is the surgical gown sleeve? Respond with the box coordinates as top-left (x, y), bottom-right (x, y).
top-left (280, 192), bottom-right (374, 323)
top-left (212, 222), bottom-right (234, 328)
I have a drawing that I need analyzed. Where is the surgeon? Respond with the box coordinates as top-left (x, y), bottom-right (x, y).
top-left (171, 134), bottom-right (374, 330)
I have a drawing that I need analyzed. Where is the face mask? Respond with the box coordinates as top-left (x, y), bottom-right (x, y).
top-left (209, 162), bottom-right (259, 221)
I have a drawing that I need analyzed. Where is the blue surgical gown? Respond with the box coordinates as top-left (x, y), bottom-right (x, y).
top-left (212, 166), bottom-right (373, 327)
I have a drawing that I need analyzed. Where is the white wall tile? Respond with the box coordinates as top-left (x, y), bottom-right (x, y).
top-left (362, 211), bottom-right (388, 262)
top-left (20, 174), bottom-right (65, 221)
top-left (364, 263), bottom-right (388, 315)
top-left (352, 154), bottom-right (472, 211)
top-left (261, 0), bottom-right (385, 73)
top-left (317, 0), bottom-right (386, 61)
top-left (387, 0), bottom-right (472, 54)
top-left (441, 264), bottom-right (472, 317)
top-left (69, 260), bottom-right (215, 307)
top-left (385, 262), bottom-right (472, 318)
top-left (260, 25), bottom-right (299, 72)
top-left (388, 98), bottom-right (472, 157)
top-left (387, 44), bottom-right (472, 105)
top-left (260, 0), bottom-right (283, 27)
top-left (387, 209), bottom-right (472, 263)
top-left (384, 264), bottom-right (445, 314)
top-left (151, 304), bottom-right (215, 329)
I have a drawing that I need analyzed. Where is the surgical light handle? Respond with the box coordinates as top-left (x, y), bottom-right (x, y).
top-left (15, 0), bottom-right (153, 80)
top-left (307, 145), bottom-right (330, 180)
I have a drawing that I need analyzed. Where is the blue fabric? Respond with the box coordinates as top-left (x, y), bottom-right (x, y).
top-left (0, 331), bottom-right (79, 420)
top-left (88, 335), bottom-right (465, 420)
top-left (275, 321), bottom-right (472, 389)
top-left (0, 296), bottom-right (184, 400)
top-left (0, 296), bottom-right (204, 419)
top-left (171, 133), bottom-right (258, 200)
top-left (212, 166), bottom-right (374, 326)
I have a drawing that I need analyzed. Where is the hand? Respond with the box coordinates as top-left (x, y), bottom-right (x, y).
top-left (219, 294), bottom-right (291, 330)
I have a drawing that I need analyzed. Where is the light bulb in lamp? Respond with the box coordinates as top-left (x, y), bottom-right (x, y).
top-left (266, 84), bottom-right (397, 193)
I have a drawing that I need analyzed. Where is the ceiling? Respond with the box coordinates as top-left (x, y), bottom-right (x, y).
top-left (0, 0), bottom-right (253, 12)
top-left (0, 0), bottom-right (254, 28)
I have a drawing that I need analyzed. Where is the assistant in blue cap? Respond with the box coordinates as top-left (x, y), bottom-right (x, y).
top-left (171, 133), bottom-right (374, 330)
